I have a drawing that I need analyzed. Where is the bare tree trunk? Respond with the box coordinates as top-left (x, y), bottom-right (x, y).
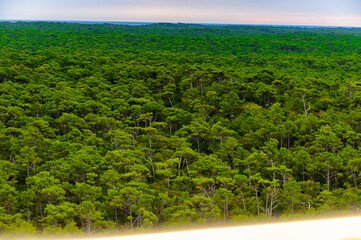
top-left (130, 206), bottom-right (133, 230)
top-left (223, 202), bottom-right (226, 223)
top-left (178, 157), bottom-right (182, 176)
top-left (168, 97), bottom-right (174, 108)
top-left (255, 187), bottom-right (260, 216)
top-left (326, 168), bottom-right (331, 191)
top-left (114, 206), bottom-right (119, 229)
top-left (301, 94), bottom-right (311, 117)
top-left (240, 190), bottom-right (246, 211)
top-left (86, 217), bottom-right (92, 235)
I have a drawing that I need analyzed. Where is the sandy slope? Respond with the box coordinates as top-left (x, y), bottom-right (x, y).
top-left (85, 217), bottom-right (361, 240)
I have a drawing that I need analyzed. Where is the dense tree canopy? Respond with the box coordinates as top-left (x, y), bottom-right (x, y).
top-left (0, 21), bottom-right (361, 235)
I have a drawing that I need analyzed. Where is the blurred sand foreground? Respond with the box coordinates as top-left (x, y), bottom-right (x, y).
top-left (80, 216), bottom-right (361, 240)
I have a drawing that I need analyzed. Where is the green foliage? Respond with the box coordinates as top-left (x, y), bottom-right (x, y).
top-left (0, 21), bottom-right (360, 235)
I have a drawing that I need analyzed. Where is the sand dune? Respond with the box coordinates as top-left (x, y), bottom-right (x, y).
top-left (84, 217), bottom-right (361, 240)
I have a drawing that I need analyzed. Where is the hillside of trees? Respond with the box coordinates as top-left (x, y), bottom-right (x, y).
top-left (0, 21), bottom-right (361, 235)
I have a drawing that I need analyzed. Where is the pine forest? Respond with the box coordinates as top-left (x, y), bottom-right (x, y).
top-left (0, 22), bottom-right (361, 235)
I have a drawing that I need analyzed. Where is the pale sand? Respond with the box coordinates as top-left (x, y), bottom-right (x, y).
top-left (80, 217), bottom-right (361, 240)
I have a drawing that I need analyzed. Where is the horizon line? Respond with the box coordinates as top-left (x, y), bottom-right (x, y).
top-left (0, 19), bottom-right (360, 29)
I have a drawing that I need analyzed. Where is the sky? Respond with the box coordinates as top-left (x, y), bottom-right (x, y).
top-left (0, 0), bottom-right (360, 27)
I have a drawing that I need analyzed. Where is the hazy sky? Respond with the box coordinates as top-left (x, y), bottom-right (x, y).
top-left (0, 0), bottom-right (360, 27)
